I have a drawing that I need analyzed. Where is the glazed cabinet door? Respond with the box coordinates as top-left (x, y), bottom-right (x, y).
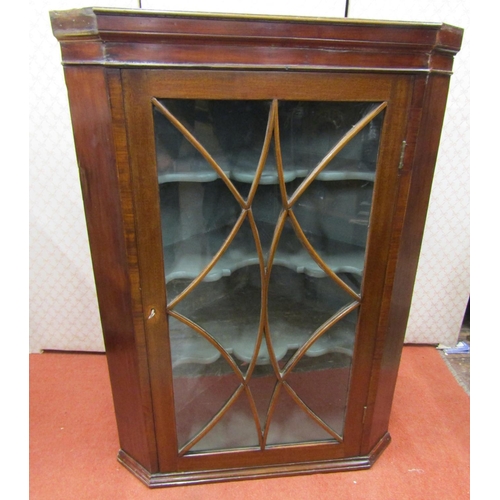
top-left (122, 70), bottom-right (412, 473)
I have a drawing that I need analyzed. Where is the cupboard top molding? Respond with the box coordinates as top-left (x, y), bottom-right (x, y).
top-left (50, 7), bottom-right (463, 74)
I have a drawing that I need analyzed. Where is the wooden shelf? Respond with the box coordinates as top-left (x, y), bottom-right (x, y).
top-left (158, 157), bottom-right (376, 185)
top-left (169, 314), bottom-right (355, 367)
top-left (163, 224), bottom-right (365, 283)
top-left (169, 266), bottom-right (357, 367)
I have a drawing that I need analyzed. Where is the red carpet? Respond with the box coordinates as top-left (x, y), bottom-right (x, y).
top-left (29, 346), bottom-right (469, 499)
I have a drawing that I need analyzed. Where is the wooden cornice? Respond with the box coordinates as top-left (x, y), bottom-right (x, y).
top-left (50, 7), bottom-right (463, 74)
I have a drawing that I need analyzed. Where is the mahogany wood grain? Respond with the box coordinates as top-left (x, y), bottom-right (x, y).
top-left (50, 8), bottom-right (462, 74)
top-left (342, 75), bottom-right (413, 457)
top-left (361, 74), bottom-right (455, 453)
top-left (121, 69), bottom-right (179, 471)
top-left (117, 432), bottom-right (391, 487)
top-left (62, 66), bottom-right (157, 471)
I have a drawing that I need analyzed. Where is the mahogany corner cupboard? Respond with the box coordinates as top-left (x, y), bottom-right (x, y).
top-left (50, 8), bottom-right (463, 487)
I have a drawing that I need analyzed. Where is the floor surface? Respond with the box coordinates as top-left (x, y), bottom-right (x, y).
top-left (29, 345), bottom-right (470, 499)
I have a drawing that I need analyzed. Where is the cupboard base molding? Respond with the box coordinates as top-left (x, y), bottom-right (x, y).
top-left (118, 433), bottom-right (391, 488)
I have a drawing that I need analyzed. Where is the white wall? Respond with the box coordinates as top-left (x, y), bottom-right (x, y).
top-left (29, 0), bottom-right (469, 352)
top-left (348, 0), bottom-right (470, 345)
top-left (29, 1), bottom-right (139, 353)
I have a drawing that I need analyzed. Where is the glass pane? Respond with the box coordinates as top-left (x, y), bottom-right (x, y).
top-left (173, 263), bottom-right (262, 374)
top-left (267, 228), bottom-right (354, 368)
top-left (189, 391), bottom-right (260, 453)
top-left (168, 316), bottom-right (240, 449)
top-left (266, 388), bottom-right (336, 446)
top-left (250, 183), bottom-right (282, 261)
top-left (154, 99), bottom-right (272, 194)
top-left (320, 112), bottom-right (383, 179)
top-left (159, 180), bottom-right (242, 301)
top-left (154, 98), bottom-right (384, 453)
top-left (265, 218), bottom-right (355, 444)
top-left (154, 101), bottom-right (219, 183)
top-left (209, 99), bottom-right (272, 187)
top-left (247, 356), bottom-right (278, 431)
top-left (285, 311), bottom-right (358, 438)
top-left (292, 179), bottom-right (369, 291)
top-left (278, 102), bottom-right (381, 189)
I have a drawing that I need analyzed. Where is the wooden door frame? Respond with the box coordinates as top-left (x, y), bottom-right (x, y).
top-left (121, 68), bottom-right (414, 474)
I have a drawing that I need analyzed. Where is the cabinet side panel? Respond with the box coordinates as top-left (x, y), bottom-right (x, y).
top-left (63, 66), bottom-right (157, 471)
top-left (362, 74), bottom-right (452, 452)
